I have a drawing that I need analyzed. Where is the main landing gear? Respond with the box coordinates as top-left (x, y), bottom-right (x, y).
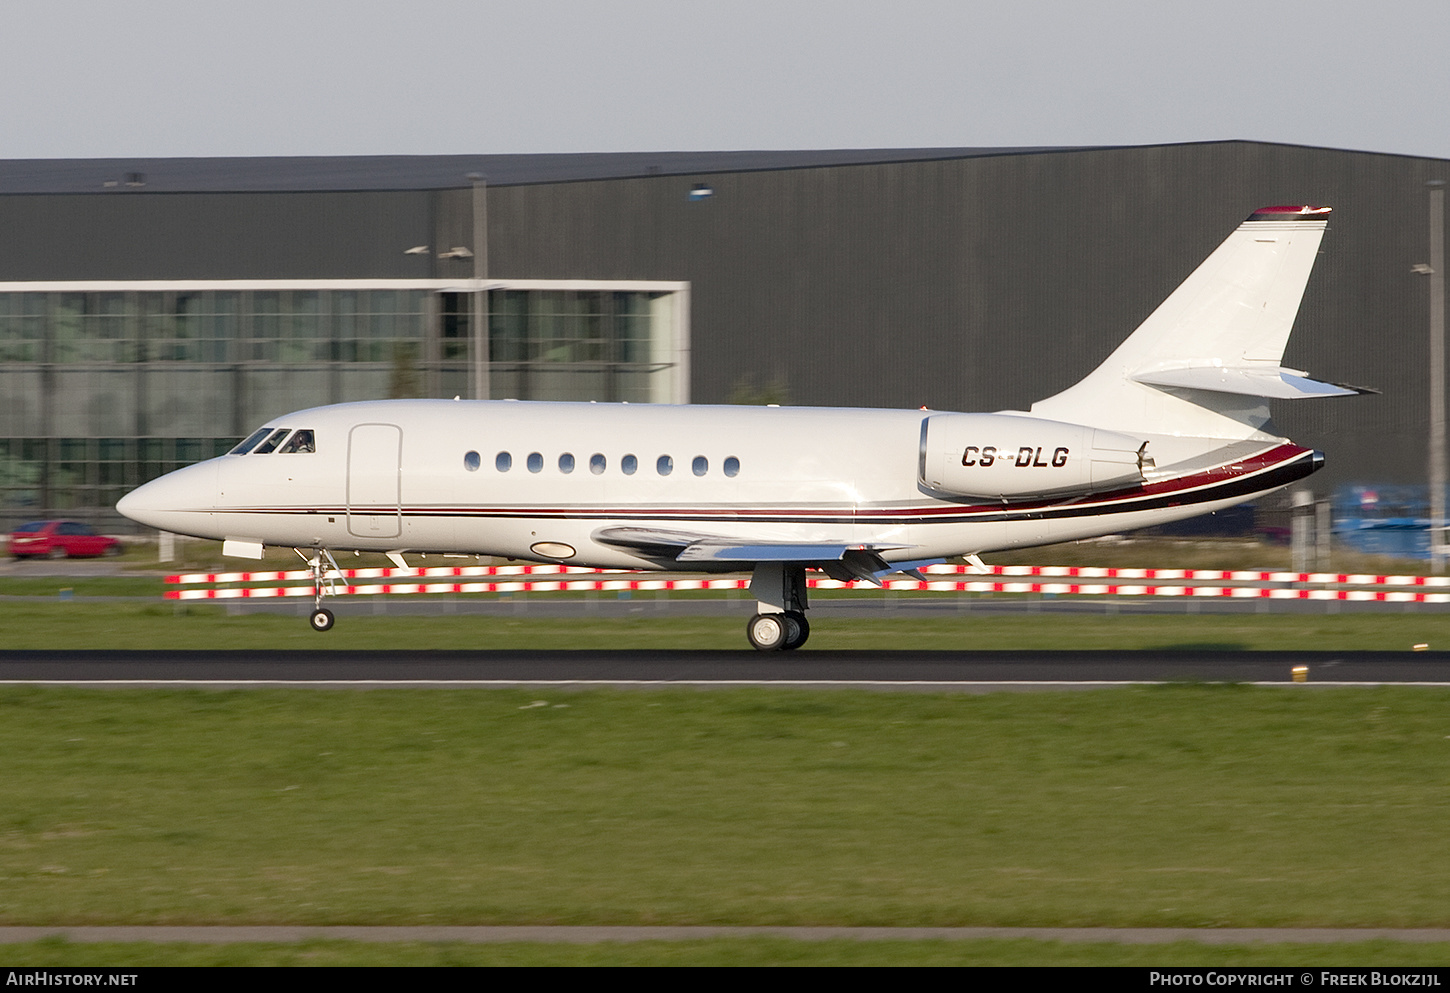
top-left (747, 563), bottom-right (810, 651)
top-left (297, 548), bottom-right (342, 633)
top-left (746, 609), bottom-right (809, 651)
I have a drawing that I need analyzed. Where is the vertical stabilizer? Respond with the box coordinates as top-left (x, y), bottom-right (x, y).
top-left (1030, 205), bottom-right (1346, 440)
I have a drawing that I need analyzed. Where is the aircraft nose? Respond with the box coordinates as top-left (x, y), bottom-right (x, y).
top-left (117, 462), bottom-right (217, 531)
top-left (116, 476), bottom-right (169, 530)
top-left (115, 486), bottom-right (140, 520)
top-left (115, 482), bottom-right (160, 526)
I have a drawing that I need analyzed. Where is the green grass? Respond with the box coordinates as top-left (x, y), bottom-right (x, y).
top-left (5, 937), bottom-right (1450, 966)
top-left (2, 602), bottom-right (1450, 651)
top-left (2, 686), bottom-right (1450, 931)
top-left (0, 576), bottom-right (163, 597)
top-left (5, 586), bottom-right (1448, 966)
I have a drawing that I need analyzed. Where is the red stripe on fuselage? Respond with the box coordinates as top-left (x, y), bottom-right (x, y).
top-left (224, 444), bottom-right (1313, 525)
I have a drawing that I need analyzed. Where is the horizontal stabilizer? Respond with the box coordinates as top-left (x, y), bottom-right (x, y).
top-left (1131, 365), bottom-right (1377, 399)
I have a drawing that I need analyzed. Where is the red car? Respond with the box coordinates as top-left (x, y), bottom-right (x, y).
top-left (9, 520), bottom-right (121, 559)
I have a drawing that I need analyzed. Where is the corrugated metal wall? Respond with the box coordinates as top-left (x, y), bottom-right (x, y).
top-left (0, 142), bottom-right (1442, 487)
top-left (0, 190), bottom-right (440, 280)
top-left (486, 143), bottom-right (1444, 487)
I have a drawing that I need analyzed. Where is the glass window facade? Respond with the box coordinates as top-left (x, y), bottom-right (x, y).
top-left (0, 280), bottom-right (687, 529)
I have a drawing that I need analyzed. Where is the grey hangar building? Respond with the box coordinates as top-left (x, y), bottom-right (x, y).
top-left (0, 140), bottom-right (1442, 534)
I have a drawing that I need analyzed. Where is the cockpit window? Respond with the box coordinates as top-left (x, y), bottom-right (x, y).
top-left (229, 427), bottom-right (274, 455)
top-left (278, 429), bottom-right (315, 454)
top-left (253, 428), bottom-right (291, 455)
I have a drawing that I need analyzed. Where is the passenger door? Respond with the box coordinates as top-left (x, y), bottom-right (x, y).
top-left (346, 423), bottom-right (402, 539)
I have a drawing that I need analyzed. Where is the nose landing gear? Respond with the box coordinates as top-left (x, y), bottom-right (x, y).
top-left (296, 548), bottom-right (342, 632)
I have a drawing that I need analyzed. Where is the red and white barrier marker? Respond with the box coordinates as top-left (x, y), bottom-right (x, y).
top-left (163, 562), bottom-right (1450, 603)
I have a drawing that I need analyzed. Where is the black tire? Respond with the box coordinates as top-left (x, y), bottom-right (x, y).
top-left (309, 608), bottom-right (336, 632)
top-left (746, 612), bottom-right (788, 651)
top-left (782, 611), bottom-right (810, 650)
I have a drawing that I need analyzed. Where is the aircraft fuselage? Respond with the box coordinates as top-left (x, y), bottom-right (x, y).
top-left (119, 398), bottom-right (1318, 569)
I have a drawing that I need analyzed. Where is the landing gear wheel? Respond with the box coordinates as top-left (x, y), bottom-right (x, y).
top-left (782, 610), bottom-right (810, 650)
top-left (309, 608), bottom-right (335, 632)
top-left (746, 612), bottom-right (789, 651)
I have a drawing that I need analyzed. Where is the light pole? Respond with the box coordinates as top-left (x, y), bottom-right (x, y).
top-left (468, 172), bottom-right (490, 400)
top-left (1428, 179), bottom-right (1446, 571)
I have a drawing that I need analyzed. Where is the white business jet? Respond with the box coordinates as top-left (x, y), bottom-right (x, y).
top-left (118, 205), bottom-right (1365, 650)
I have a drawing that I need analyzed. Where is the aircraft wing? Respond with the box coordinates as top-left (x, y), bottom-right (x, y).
top-left (592, 526), bottom-right (938, 584)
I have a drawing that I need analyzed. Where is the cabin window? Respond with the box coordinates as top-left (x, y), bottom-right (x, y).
top-left (622, 454), bottom-right (638, 475)
top-left (559, 453), bottom-right (575, 474)
top-left (589, 453), bottom-right (606, 474)
top-left (253, 428), bottom-right (291, 454)
top-left (692, 456), bottom-right (708, 476)
top-left (280, 430), bottom-right (315, 454)
top-left (496, 451), bottom-right (512, 471)
top-left (463, 450), bottom-right (481, 471)
top-left (657, 455), bottom-right (673, 476)
top-left (724, 456), bottom-right (740, 477)
top-left (527, 452), bottom-right (543, 473)
top-left (229, 427), bottom-right (273, 455)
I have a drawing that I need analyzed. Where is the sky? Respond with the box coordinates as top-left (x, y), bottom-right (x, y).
top-left (4, 0), bottom-right (1448, 161)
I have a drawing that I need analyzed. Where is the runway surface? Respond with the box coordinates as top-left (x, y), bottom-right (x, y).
top-left (4, 649), bottom-right (1450, 688)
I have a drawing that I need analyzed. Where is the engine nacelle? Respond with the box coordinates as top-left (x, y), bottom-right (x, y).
top-left (920, 413), bottom-right (1147, 500)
